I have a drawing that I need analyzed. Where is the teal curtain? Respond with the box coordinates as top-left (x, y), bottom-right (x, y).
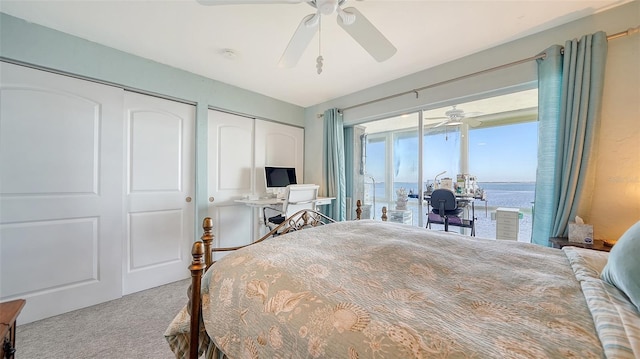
top-left (343, 127), bottom-right (355, 220)
top-left (532, 32), bottom-right (608, 246)
top-left (532, 45), bottom-right (563, 246)
top-left (322, 108), bottom-right (346, 221)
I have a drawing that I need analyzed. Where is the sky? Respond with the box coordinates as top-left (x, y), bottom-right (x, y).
top-left (366, 121), bottom-right (538, 184)
top-left (469, 121), bottom-right (538, 182)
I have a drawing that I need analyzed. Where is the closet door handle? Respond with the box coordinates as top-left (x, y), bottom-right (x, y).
top-left (185, 197), bottom-right (192, 203)
top-left (209, 196), bottom-right (215, 202)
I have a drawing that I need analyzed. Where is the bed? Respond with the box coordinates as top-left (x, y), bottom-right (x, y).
top-left (165, 210), bottom-right (640, 358)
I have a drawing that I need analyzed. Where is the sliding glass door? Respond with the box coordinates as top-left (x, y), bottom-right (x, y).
top-left (352, 89), bottom-right (538, 241)
top-left (361, 113), bottom-right (421, 222)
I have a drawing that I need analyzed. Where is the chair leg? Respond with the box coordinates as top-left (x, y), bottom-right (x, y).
top-left (438, 200), bottom-right (449, 232)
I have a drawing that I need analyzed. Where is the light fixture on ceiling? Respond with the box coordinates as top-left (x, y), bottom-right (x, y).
top-left (221, 48), bottom-right (237, 60)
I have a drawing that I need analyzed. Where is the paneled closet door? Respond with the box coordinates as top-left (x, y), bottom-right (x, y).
top-left (0, 62), bottom-right (124, 324)
top-left (207, 110), bottom-right (254, 254)
top-left (254, 120), bottom-right (304, 236)
top-left (122, 92), bottom-right (195, 295)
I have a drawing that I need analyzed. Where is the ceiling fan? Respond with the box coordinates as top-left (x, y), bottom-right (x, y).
top-left (196, 0), bottom-right (397, 73)
top-left (425, 106), bottom-right (484, 128)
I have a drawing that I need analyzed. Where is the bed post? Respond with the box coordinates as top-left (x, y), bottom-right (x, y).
top-left (381, 206), bottom-right (388, 221)
top-left (188, 242), bottom-right (205, 359)
top-left (201, 217), bottom-right (214, 268)
top-left (356, 200), bottom-right (362, 220)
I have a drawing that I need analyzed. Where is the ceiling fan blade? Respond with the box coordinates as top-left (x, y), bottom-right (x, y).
top-left (433, 120), bottom-right (448, 128)
top-left (463, 111), bottom-right (483, 118)
top-left (337, 7), bottom-right (397, 62)
top-left (465, 117), bottom-right (482, 127)
top-left (278, 13), bottom-right (319, 68)
top-left (423, 116), bottom-right (448, 120)
top-left (197, 0), bottom-right (303, 5)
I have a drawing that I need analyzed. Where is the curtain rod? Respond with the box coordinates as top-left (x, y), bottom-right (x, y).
top-left (607, 25), bottom-right (639, 40)
top-left (339, 25), bottom-right (639, 113)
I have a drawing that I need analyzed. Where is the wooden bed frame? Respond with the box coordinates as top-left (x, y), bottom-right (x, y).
top-left (184, 200), bottom-right (385, 358)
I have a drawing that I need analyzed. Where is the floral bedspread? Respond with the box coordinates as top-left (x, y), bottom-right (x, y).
top-left (166, 220), bottom-right (634, 358)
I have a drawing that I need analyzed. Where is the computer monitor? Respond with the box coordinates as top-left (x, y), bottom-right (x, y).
top-left (264, 166), bottom-right (297, 191)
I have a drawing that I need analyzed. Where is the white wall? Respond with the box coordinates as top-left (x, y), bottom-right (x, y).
top-left (305, 2), bottom-right (639, 240)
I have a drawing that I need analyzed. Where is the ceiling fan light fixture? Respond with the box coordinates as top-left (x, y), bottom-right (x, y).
top-left (317, 0), bottom-right (338, 15)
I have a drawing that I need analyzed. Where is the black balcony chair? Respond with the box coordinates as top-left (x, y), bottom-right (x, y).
top-left (426, 188), bottom-right (475, 236)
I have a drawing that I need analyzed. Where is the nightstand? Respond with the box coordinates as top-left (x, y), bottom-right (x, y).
top-left (387, 209), bottom-right (413, 225)
top-left (1, 299), bottom-right (26, 359)
top-left (549, 237), bottom-right (612, 252)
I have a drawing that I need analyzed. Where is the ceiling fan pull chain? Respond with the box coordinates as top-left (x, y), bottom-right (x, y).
top-left (316, 56), bottom-right (324, 74)
top-left (316, 14), bottom-right (324, 74)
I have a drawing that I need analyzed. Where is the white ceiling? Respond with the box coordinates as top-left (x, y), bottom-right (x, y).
top-left (0, 0), bottom-right (632, 108)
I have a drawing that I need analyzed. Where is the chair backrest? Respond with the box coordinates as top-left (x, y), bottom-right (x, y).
top-left (430, 189), bottom-right (458, 211)
top-left (283, 184), bottom-right (319, 218)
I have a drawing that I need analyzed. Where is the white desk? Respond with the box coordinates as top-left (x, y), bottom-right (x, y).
top-left (235, 197), bottom-right (334, 207)
top-left (235, 197), bottom-right (335, 235)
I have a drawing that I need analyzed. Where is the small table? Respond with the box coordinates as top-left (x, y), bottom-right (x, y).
top-left (235, 197), bottom-right (335, 236)
top-left (1, 299), bottom-right (26, 359)
top-left (549, 237), bottom-right (612, 252)
top-left (235, 197), bottom-right (334, 219)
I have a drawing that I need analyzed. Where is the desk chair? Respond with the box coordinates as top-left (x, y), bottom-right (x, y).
top-left (426, 189), bottom-right (476, 236)
top-left (266, 184), bottom-right (319, 234)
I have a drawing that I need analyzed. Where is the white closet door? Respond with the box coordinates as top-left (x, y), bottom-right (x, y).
top-left (208, 110), bottom-right (254, 252)
top-left (254, 120), bottom-right (304, 236)
top-left (0, 62), bottom-right (124, 324)
top-left (255, 119), bottom-right (305, 190)
top-left (122, 91), bottom-right (195, 295)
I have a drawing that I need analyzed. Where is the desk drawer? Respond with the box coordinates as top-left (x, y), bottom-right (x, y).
top-left (497, 221), bottom-right (518, 230)
top-left (497, 227), bottom-right (518, 236)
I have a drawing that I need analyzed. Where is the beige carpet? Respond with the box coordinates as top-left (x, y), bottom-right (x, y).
top-left (16, 279), bottom-right (190, 359)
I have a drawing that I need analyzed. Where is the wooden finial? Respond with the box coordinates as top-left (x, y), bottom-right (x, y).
top-left (191, 242), bottom-right (205, 269)
top-left (201, 217), bottom-right (214, 268)
top-left (188, 241), bottom-right (206, 359)
top-left (356, 200), bottom-right (362, 220)
top-left (381, 206), bottom-right (388, 221)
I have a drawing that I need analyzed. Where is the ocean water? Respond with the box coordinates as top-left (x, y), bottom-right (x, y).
top-left (364, 181), bottom-right (535, 241)
top-left (474, 182), bottom-right (536, 211)
top-left (370, 181), bottom-right (535, 209)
